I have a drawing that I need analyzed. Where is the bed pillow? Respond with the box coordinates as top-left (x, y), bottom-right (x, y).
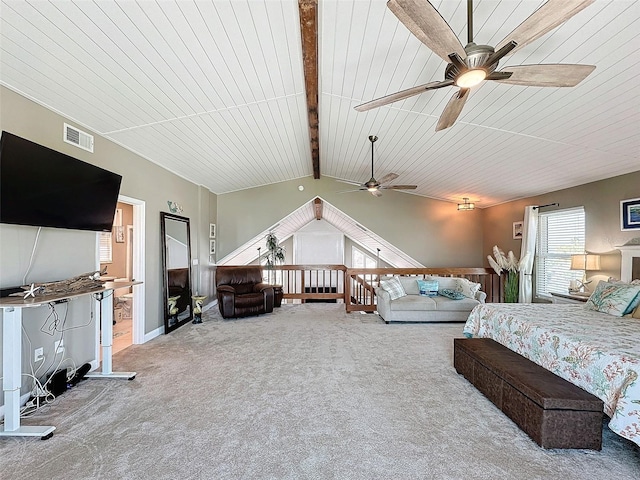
top-left (380, 277), bottom-right (406, 300)
top-left (417, 280), bottom-right (438, 297)
top-left (584, 281), bottom-right (640, 317)
top-left (633, 305), bottom-right (640, 319)
top-left (439, 288), bottom-right (465, 300)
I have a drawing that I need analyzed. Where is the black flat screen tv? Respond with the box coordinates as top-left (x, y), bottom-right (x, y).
top-left (0, 131), bottom-right (122, 232)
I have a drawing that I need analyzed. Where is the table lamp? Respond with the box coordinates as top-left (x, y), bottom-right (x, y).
top-left (569, 254), bottom-right (601, 293)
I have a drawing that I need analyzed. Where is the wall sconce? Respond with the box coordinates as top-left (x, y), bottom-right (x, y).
top-left (457, 198), bottom-right (475, 211)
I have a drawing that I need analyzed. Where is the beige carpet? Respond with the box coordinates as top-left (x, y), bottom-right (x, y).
top-left (1, 304), bottom-right (638, 479)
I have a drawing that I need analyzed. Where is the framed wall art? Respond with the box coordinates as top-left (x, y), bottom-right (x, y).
top-left (209, 239), bottom-right (216, 255)
top-left (513, 221), bottom-right (524, 240)
top-left (621, 198), bottom-right (640, 231)
top-left (209, 223), bottom-right (216, 238)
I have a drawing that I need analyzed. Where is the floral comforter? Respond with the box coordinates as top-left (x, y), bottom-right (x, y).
top-left (463, 303), bottom-right (640, 447)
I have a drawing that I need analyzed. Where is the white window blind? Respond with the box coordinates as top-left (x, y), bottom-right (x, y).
top-left (535, 207), bottom-right (585, 298)
top-left (99, 232), bottom-right (113, 263)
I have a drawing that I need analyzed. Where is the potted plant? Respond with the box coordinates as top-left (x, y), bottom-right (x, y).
top-left (264, 232), bottom-right (285, 285)
top-left (487, 246), bottom-right (530, 303)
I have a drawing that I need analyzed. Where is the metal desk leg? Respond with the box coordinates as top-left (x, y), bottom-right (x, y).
top-left (0, 307), bottom-right (55, 439)
top-left (85, 291), bottom-right (136, 380)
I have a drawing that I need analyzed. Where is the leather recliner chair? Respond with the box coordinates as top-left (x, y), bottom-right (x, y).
top-left (216, 266), bottom-right (275, 318)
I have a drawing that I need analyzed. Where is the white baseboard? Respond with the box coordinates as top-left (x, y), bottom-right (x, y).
top-left (144, 325), bottom-right (164, 343)
top-left (203, 299), bottom-right (217, 312)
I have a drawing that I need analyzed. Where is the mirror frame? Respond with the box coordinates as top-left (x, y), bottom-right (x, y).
top-left (160, 212), bottom-right (193, 333)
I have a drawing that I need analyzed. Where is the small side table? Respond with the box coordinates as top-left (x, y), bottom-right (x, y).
top-left (550, 292), bottom-right (590, 304)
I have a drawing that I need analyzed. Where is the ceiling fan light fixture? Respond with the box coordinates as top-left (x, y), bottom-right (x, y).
top-left (457, 197), bottom-right (475, 211)
top-left (456, 69), bottom-right (486, 88)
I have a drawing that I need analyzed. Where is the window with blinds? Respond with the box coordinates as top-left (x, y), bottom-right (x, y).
top-left (352, 246), bottom-right (377, 269)
top-left (535, 207), bottom-right (585, 298)
top-left (99, 231), bottom-right (113, 263)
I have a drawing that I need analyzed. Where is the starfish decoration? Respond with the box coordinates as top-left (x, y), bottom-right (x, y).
top-left (23, 283), bottom-right (43, 299)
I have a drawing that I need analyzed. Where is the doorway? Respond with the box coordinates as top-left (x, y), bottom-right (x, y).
top-left (96, 195), bottom-right (146, 361)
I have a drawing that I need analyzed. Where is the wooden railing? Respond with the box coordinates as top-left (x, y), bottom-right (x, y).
top-left (260, 265), bottom-right (502, 313)
top-left (266, 265), bottom-right (346, 303)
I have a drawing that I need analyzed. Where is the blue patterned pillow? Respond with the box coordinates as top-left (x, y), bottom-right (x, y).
top-left (584, 281), bottom-right (640, 317)
top-left (380, 277), bottom-right (406, 300)
top-left (439, 288), bottom-right (465, 300)
top-left (417, 280), bottom-right (438, 297)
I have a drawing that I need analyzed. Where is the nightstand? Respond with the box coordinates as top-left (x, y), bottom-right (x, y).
top-left (550, 292), bottom-right (590, 304)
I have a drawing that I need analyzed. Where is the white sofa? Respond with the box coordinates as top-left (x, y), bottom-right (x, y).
top-left (375, 275), bottom-right (486, 323)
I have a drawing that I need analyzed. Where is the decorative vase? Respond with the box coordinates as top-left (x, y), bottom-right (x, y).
top-left (192, 295), bottom-right (207, 324)
top-left (504, 271), bottom-right (519, 303)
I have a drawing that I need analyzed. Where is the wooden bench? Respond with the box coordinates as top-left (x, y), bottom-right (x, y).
top-left (453, 337), bottom-right (603, 449)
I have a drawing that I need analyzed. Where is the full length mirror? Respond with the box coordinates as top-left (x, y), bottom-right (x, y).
top-left (161, 212), bottom-right (192, 333)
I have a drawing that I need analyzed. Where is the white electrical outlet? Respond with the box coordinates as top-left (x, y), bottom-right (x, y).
top-left (34, 347), bottom-right (44, 362)
top-left (54, 339), bottom-right (65, 355)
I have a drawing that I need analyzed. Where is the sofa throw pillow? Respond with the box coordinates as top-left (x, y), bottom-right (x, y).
top-left (584, 281), bottom-right (640, 317)
top-left (439, 288), bottom-right (465, 300)
top-left (417, 280), bottom-right (438, 297)
top-left (380, 277), bottom-right (406, 300)
top-left (455, 278), bottom-right (482, 299)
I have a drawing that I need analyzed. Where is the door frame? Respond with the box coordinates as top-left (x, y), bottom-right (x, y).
top-left (94, 195), bottom-right (146, 364)
top-left (119, 195), bottom-right (146, 345)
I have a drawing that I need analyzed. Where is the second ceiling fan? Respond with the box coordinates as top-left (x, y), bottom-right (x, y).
top-left (339, 135), bottom-right (417, 197)
top-left (355, 0), bottom-right (596, 131)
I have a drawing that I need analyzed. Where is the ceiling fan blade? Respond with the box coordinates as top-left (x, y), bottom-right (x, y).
top-left (381, 185), bottom-right (418, 190)
top-left (435, 88), bottom-right (469, 131)
top-left (354, 80), bottom-right (453, 112)
top-left (495, 0), bottom-right (595, 58)
top-left (493, 64), bottom-right (595, 87)
top-left (336, 178), bottom-right (365, 186)
top-left (370, 189), bottom-right (383, 197)
top-left (388, 0), bottom-right (466, 63)
top-left (377, 173), bottom-right (399, 184)
top-left (337, 188), bottom-right (367, 194)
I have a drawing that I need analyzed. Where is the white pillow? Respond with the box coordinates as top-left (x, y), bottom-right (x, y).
top-left (456, 278), bottom-right (481, 299)
top-left (380, 277), bottom-right (407, 300)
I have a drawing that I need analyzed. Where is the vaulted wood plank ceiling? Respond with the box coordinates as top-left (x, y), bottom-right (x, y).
top-left (1, 0), bottom-right (638, 207)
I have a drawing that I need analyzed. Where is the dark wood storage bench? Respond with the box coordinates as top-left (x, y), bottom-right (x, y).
top-left (453, 337), bottom-right (603, 450)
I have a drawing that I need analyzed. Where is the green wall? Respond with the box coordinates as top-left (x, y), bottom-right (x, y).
top-left (217, 176), bottom-right (485, 268)
top-left (0, 86), bottom-right (215, 397)
top-left (482, 171), bottom-right (640, 284)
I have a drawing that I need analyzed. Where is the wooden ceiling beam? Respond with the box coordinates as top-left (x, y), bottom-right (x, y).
top-left (313, 197), bottom-right (323, 220)
top-left (298, 0), bottom-right (320, 179)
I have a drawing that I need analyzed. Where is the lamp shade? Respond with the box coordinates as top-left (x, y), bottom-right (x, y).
top-left (570, 254), bottom-right (601, 271)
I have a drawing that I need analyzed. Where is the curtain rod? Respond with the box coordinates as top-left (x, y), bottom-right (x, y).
top-left (533, 203), bottom-right (559, 210)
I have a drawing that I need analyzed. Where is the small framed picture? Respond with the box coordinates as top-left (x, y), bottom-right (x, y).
top-left (621, 198), bottom-right (640, 230)
top-left (115, 225), bottom-right (125, 243)
top-left (209, 239), bottom-right (216, 255)
top-left (513, 221), bottom-right (524, 239)
top-left (209, 223), bottom-right (216, 238)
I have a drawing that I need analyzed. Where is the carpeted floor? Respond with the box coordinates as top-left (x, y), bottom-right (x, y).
top-left (1, 303), bottom-right (638, 479)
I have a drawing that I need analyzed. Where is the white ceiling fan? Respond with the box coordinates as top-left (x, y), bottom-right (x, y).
top-left (338, 135), bottom-right (417, 197)
top-left (355, 0), bottom-right (596, 131)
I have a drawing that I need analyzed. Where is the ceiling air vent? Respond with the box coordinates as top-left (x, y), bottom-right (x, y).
top-left (64, 123), bottom-right (94, 153)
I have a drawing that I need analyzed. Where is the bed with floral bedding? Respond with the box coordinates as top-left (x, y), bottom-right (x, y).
top-left (463, 301), bottom-right (640, 447)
